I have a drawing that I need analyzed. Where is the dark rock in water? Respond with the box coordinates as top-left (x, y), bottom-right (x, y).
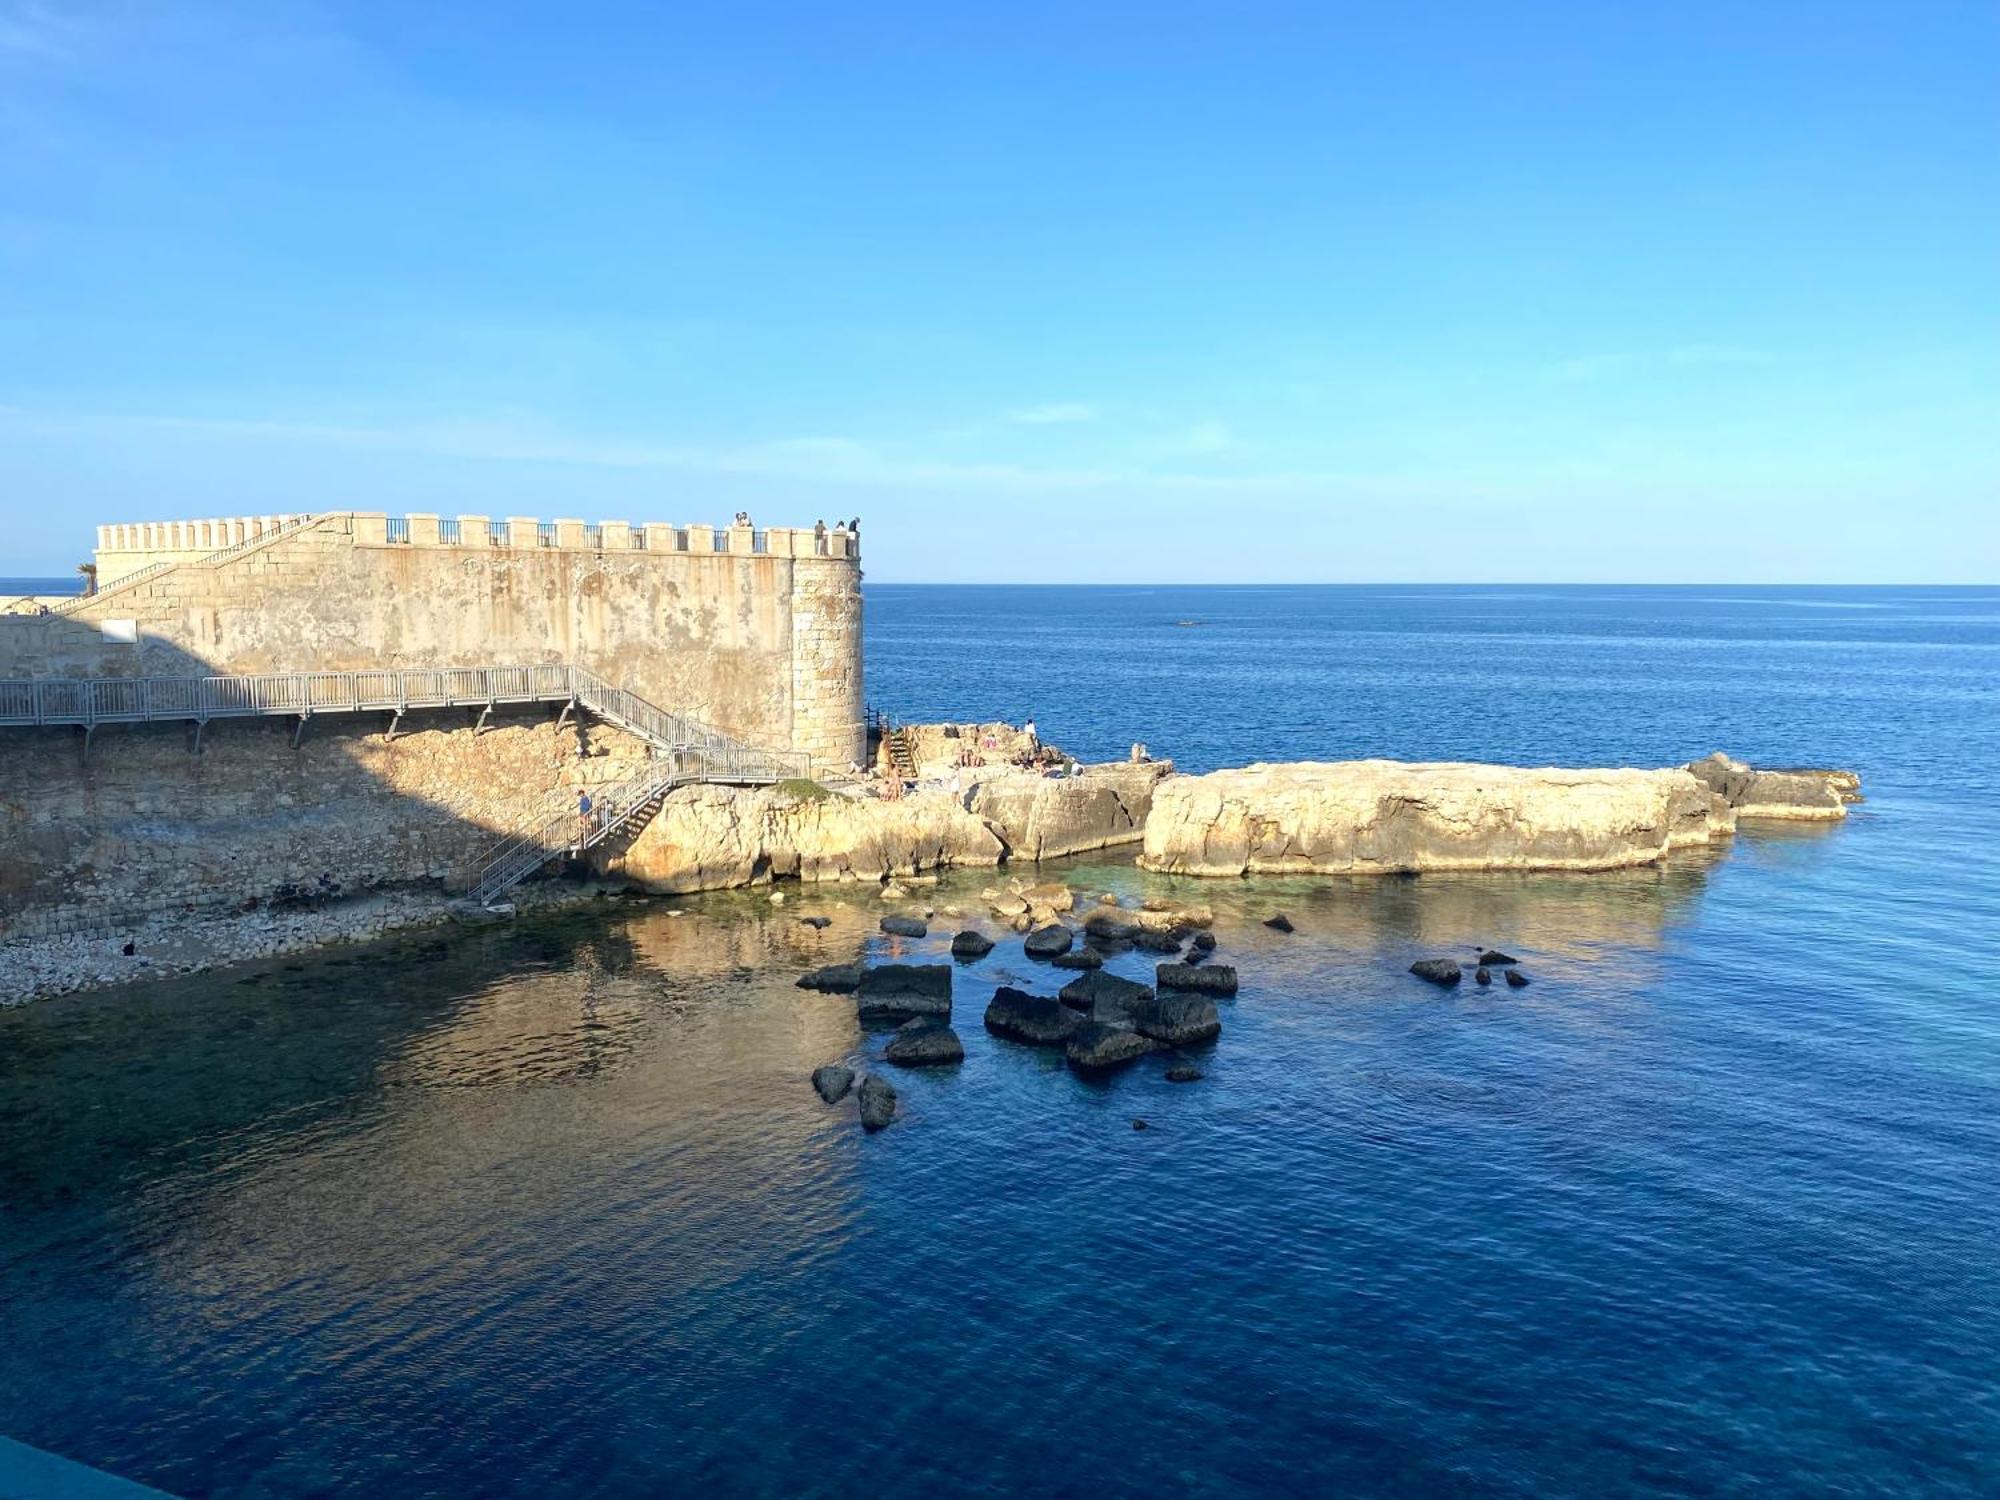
top-left (1050, 948), bottom-right (1103, 971)
top-left (1135, 994), bottom-right (1222, 1046)
top-left (950, 930), bottom-right (995, 960)
top-left (1505, 968), bottom-right (1530, 988)
top-left (1065, 1022), bottom-right (1160, 1073)
top-left (810, 1065), bottom-right (854, 1103)
top-left (1477, 950), bottom-right (1518, 967)
top-left (1263, 914), bottom-right (1295, 933)
top-left (884, 1023), bottom-right (965, 1067)
top-left (1191, 931), bottom-right (1217, 952)
top-left (1165, 1064), bottom-right (1203, 1083)
top-left (1059, 969), bottom-right (1154, 1018)
top-left (857, 1074), bottom-right (897, 1130)
top-left (1080, 909), bottom-right (1143, 941)
top-left (984, 986), bottom-right (1085, 1046)
top-left (1132, 929), bottom-right (1182, 954)
top-left (1184, 948), bottom-right (1208, 965)
top-left (1475, 967), bottom-right (1492, 986)
top-left (799, 916), bottom-right (832, 930)
top-left (1157, 963), bottom-right (1237, 997)
top-left (1409, 959), bottom-right (1463, 987)
top-left (1084, 935), bottom-right (1135, 957)
top-left (856, 964), bottom-right (953, 1020)
top-left (1024, 924), bottom-right (1075, 958)
top-left (797, 963), bottom-right (864, 994)
top-left (1132, 1119), bottom-right (1151, 1131)
top-left (880, 915), bottom-right (928, 938)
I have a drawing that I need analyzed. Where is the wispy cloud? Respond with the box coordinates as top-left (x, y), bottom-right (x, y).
top-left (1552, 344), bottom-right (1779, 383)
top-left (1008, 401), bottom-right (1098, 425)
top-left (0, 402), bottom-right (1449, 498)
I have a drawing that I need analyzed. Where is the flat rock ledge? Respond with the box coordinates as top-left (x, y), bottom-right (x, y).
top-left (1140, 756), bottom-right (1861, 878)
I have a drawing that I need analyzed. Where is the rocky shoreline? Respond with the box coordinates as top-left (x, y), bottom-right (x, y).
top-left (0, 730), bottom-right (1860, 1007)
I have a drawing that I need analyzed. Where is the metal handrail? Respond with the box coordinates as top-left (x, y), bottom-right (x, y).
top-left (468, 757), bottom-right (691, 905)
top-left (52, 512), bottom-right (327, 616)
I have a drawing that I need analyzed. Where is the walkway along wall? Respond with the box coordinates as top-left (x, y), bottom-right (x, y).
top-left (9, 512), bottom-right (865, 769)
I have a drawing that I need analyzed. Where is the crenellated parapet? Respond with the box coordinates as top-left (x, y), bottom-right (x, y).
top-left (95, 511), bottom-right (858, 584)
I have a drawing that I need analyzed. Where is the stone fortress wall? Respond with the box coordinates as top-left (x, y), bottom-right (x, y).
top-left (0, 508), bottom-right (864, 969)
top-left (13, 509), bottom-right (865, 768)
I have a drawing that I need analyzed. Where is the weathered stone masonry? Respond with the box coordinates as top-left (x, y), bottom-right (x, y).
top-left (0, 510), bottom-right (865, 954)
top-left (21, 511), bottom-right (866, 769)
top-left (0, 711), bottom-right (651, 942)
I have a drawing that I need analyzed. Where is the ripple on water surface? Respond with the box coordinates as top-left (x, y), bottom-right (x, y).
top-left (4, 585), bottom-right (2000, 1498)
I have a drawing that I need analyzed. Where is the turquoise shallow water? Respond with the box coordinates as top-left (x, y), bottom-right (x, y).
top-left (4, 584), bottom-right (1999, 1497)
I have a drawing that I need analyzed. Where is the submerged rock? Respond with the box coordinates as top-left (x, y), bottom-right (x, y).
top-left (856, 963), bottom-right (953, 1020)
top-left (1059, 969), bottom-right (1154, 1019)
top-left (799, 915), bottom-right (832, 930)
top-left (1132, 929), bottom-right (1182, 954)
top-left (1409, 959), bottom-right (1463, 987)
top-left (880, 915), bottom-right (928, 938)
top-left (1157, 963), bottom-right (1237, 998)
top-left (1505, 968), bottom-right (1530, 988)
top-left (1135, 994), bottom-right (1222, 1046)
top-left (810, 1064), bottom-right (855, 1103)
top-left (1050, 948), bottom-right (1103, 971)
top-left (797, 963), bottom-right (864, 994)
top-left (857, 1074), bottom-right (898, 1130)
top-left (950, 930), bottom-right (996, 960)
top-left (1065, 1023), bottom-right (1161, 1074)
top-left (1191, 931), bottom-right (1217, 953)
top-left (1023, 924), bottom-right (1075, 959)
top-left (1081, 903), bottom-right (1213, 941)
top-left (1263, 914), bottom-right (1295, 933)
top-left (1476, 949), bottom-right (1519, 967)
top-left (1165, 1064), bottom-right (1204, 1083)
top-left (1475, 967), bottom-right (1492, 986)
top-left (884, 1023), bottom-right (965, 1067)
top-left (984, 986), bottom-right (1085, 1046)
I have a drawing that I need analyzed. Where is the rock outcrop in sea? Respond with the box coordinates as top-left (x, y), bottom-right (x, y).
top-left (605, 760), bottom-right (1172, 895)
top-left (1140, 757), bottom-right (1859, 878)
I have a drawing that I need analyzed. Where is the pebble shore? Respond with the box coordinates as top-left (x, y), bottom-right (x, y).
top-left (0, 882), bottom-right (619, 1007)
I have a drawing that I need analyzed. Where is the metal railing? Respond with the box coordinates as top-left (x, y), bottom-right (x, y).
top-left (385, 518), bottom-right (411, 544)
top-left (437, 519), bottom-right (462, 545)
top-left (53, 513), bottom-right (326, 616)
top-left (0, 662), bottom-right (808, 773)
top-left (469, 758), bottom-right (688, 906)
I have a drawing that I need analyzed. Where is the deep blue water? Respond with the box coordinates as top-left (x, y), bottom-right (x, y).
top-left (4, 584), bottom-right (1999, 1498)
top-left (0, 576), bottom-right (79, 595)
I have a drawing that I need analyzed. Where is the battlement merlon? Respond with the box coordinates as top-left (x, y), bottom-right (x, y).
top-left (94, 512), bottom-right (858, 585)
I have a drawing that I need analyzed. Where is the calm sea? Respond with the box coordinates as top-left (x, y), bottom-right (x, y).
top-left (3, 584), bottom-right (1998, 1498)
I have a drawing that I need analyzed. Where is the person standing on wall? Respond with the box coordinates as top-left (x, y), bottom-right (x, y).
top-left (814, 519), bottom-right (828, 555)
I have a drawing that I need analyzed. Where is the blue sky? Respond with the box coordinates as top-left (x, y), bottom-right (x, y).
top-left (2, 2), bottom-right (1995, 582)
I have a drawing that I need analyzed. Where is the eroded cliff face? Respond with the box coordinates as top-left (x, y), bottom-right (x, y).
top-left (968, 762), bottom-right (1174, 862)
top-left (602, 761), bottom-right (1171, 895)
top-left (1139, 757), bottom-right (1862, 878)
